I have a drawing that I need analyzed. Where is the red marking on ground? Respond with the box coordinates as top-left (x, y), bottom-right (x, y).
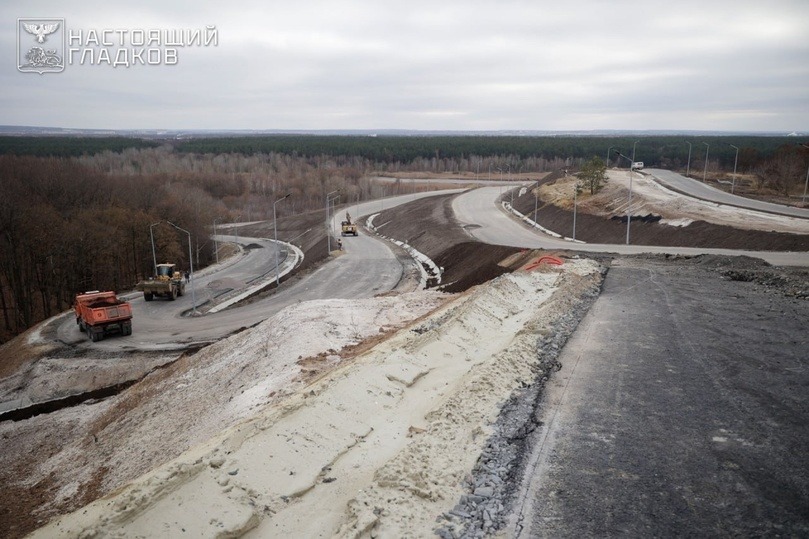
top-left (525, 256), bottom-right (564, 270)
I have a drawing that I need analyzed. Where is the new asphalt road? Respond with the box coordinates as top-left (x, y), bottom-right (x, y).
top-left (510, 257), bottom-right (809, 537)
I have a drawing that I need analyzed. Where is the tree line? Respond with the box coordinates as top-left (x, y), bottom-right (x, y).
top-left (0, 147), bottom-right (410, 343)
top-left (0, 154), bottom-right (220, 342)
top-left (0, 136), bottom-right (157, 157)
top-left (3, 134), bottom-right (805, 172)
top-left (172, 134), bottom-right (804, 170)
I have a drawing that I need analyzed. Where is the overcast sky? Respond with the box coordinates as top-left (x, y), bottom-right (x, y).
top-left (2, 0), bottom-right (808, 132)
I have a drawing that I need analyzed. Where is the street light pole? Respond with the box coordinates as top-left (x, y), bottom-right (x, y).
top-left (800, 144), bottom-right (809, 205)
top-left (273, 194), bottom-right (291, 287)
top-left (166, 221), bottom-right (196, 315)
top-left (570, 170), bottom-right (577, 241)
top-left (533, 180), bottom-right (540, 224)
top-left (149, 221), bottom-right (161, 276)
top-left (325, 189), bottom-right (339, 254)
top-left (702, 142), bottom-right (710, 183)
top-left (685, 141), bottom-right (692, 178)
top-left (614, 149), bottom-right (636, 245)
top-left (606, 146), bottom-right (615, 168)
top-left (328, 192), bottom-right (340, 252)
top-left (804, 165), bottom-right (809, 206)
top-left (627, 141), bottom-right (638, 245)
top-left (212, 218), bottom-right (220, 264)
top-left (508, 165), bottom-right (524, 207)
top-left (729, 144), bottom-right (739, 194)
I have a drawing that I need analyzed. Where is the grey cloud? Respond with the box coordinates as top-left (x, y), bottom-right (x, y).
top-left (1, 0), bottom-right (807, 131)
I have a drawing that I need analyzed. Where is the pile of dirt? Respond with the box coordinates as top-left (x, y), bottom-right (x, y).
top-left (618, 253), bottom-right (809, 299)
top-left (671, 254), bottom-right (809, 298)
top-left (373, 193), bottom-right (533, 292)
top-left (238, 208), bottom-right (330, 272)
top-left (373, 193), bottom-right (471, 257)
top-left (434, 242), bottom-right (526, 293)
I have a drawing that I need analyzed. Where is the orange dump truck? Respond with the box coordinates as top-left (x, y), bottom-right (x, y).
top-left (74, 291), bottom-right (133, 342)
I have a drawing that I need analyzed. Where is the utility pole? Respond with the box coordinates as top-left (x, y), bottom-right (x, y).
top-left (702, 142), bottom-right (710, 183)
top-left (274, 194), bottom-right (291, 287)
top-left (325, 189), bottom-right (339, 254)
top-left (685, 141), bottom-right (692, 178)
top-left (149, 221), bottom-right (160, 276)
top-left (570, 170), bottom-right (577, 241)
top-left (729, 144), bottom-right (739, 194)
top-left (614, 145), bottom-right (637, 245)
top-left (166, 221), bottom-right (197, 315)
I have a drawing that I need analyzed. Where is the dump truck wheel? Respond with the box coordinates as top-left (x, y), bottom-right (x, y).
top-left (144, 292), bottom-right (153, 301)
top-left (170, 287), bottom-right (178, 300)
top-left (89, 329), bottom-right (101, 342)
top-left (122, 321), bottom-right (132, 336)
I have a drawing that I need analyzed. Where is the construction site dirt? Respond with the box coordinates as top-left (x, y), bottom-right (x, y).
top-left (1, 187), bottom-right (807, 538)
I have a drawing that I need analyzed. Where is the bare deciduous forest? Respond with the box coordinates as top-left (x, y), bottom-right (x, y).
top-left (1, 136), bottom-right (807, 344)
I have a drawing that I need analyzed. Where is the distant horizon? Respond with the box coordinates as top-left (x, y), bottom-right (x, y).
top-left (1, 125), bottom-right (805, 138)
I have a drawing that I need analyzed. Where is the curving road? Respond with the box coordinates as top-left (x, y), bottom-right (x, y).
top-left (647, 168), bottom-right (809, 218)
top-left (56, 236), bottom-right (286, 350)
top-left (50, 181), bottom-right (809, 351)
top-left (452, 186), bottom-right (809, 266)
top-left (53, 191), bottom-right (462, 352)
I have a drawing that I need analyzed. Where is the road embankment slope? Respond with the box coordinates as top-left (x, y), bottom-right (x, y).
top-left (28, 258), bottom-right (605, 538)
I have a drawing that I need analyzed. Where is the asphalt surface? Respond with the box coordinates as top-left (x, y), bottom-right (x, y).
top-left (510, 257), bottom-right (809, 537)
top-left (51, 191), bottom-right (462, 352)
top-left (452, 186), bottom-right (809, 266)
top-left (54, 236), bottom-right (287, 350)
top-left (647, 168), bottom-right (809, 219)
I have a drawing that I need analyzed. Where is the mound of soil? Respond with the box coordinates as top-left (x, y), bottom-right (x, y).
top-left (373, 193), bottom-right (531, 292)
top-left (238, 209), bottom-right (330, 273)
top-left (375, 193), bottom-right (472, 258)
top-left (435, 242), bottom-right (525, 293)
